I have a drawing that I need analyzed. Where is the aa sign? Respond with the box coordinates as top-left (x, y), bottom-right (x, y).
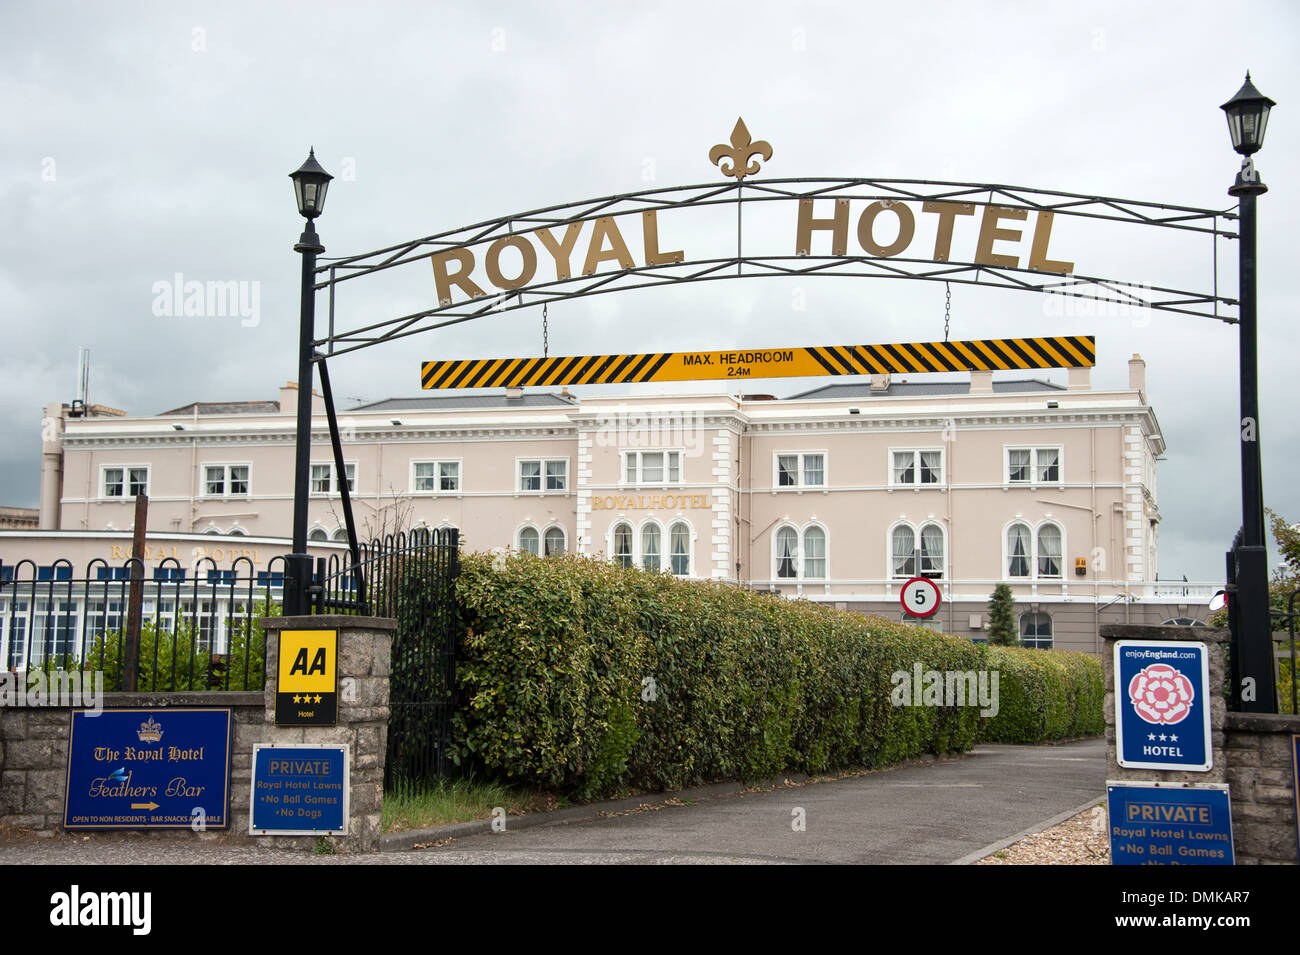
top-left (276, 629), bottom-right (339, 726)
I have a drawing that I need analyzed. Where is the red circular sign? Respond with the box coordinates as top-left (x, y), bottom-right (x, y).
top-left (900, 577), bottom-right (941, 618)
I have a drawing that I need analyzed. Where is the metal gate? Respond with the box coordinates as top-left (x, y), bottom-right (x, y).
top-left (314, 528), bottom-right (460, 787)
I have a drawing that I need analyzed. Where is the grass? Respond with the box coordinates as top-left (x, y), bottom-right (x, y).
top-left (382, 777), bottom-right (570, 833)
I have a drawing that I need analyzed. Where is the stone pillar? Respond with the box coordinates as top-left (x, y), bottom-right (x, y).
top-left (1099, 624), bottom-right (1228, 785)
top-left (256, 615), bottom-right (396, 853)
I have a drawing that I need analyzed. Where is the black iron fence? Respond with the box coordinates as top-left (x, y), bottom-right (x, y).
top-left (0, 555), bottom-right (285, 692)
top-left (311, 529), bottom-right (461, 787)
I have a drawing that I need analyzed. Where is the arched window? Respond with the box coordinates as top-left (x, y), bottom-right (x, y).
top-left (891, 525), bottom-right (915, 578)
top-left (1007, 523), bottom-right (1032, 578)
top-left (641, 524), bottom-right (661, 572)
top-left (518, 526), bottom-right (539, 555)
top-left (775, 526), bottom-right (798, 579)
top-left (331, 527), bottom-right (349, 542)
top-left (227, 527), bottom-right (246, 537)
top-left (1019, 612), bottom-right (1053, 649)
top-left (309, 528), bottom-right (328, 542)
top-left (544, 526), bottom-right (566, 556)
top-left (920, 524), bottom-right (944, 579)
top-left (613, 523), bottom-right (633, 569)
top-left (1037, 523), bottom-right (1062, 578)
top-left (669, 522), bottom-right (690, 576)
top-left (803, 526), bottom-right (826, 579)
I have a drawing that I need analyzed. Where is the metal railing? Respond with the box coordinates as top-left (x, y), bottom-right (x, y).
top-left (0, 555), bottom-right (285, 692)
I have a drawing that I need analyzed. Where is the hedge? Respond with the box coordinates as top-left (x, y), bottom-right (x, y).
top-left (977, 644), bottom-right (1105, 743)
top-left (448, 553), bottom-right (1100, 799)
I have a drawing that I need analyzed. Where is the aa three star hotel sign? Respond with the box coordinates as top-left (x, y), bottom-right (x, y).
top-left (1114, 640), bottom-right (1213, 772)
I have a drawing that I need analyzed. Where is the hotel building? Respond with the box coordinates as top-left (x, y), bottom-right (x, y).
top-left (1, 354), bottom-right (1216, 658)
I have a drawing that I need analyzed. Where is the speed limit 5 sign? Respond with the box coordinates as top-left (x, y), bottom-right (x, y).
top-left (900, 577), bottom-right (941, 618)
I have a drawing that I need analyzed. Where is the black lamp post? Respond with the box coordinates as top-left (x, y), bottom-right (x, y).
top-left (1221, 74), bottom-right (1276, 712)
top-left (286, 149), bottom-right (333, 616)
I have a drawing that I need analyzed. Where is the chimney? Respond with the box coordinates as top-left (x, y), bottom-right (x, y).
top-left (279, 381), bottom-right (299, 415)
top-left (869, 373), bottom-right (891, 392)
top-left (969, 370), bottom-right (993, 394)
top-left (505, 386), bottom-right (524, 400)
top-left (39, 401), bottom-right (65, 530)
top-left (1068, 366), bottom-right (1091, 390)
top-left (1128, 354), bottom-right (1146, 394)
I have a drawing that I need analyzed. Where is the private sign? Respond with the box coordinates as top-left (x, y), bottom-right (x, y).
top-left (275, 629), bottom-right (339, 727)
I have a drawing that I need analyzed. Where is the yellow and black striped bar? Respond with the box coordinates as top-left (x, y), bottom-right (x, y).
top-left (421, 335), bottom-right (1095, 389)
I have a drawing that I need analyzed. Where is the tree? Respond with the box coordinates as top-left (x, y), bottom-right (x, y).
top-left (987, 583), bottom-right (1018, 646)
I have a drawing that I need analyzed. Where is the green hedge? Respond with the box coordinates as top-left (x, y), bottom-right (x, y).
top-left (451, 553), bottom-right (998, 798)
top-left (977, 644), bottom-right (1104, 743)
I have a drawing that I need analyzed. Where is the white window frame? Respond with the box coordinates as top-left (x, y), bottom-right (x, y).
top-left (887, 521), bottom-right (945, 580)
top-left (101, 464), bottom-right (150, 500)
top-left (622, 449), bottom-right (683, 487)
top-left (772, 522), bottom-right (829, 581)
top-left (310, 461), bottom-right (357, 496)
top-left (667, 519), bottom-right (694, 577)
top-left (1002, 519), bottom-right (1066, 581)
top-left (772, 451), bottom-right (828, 491)
top-left (201, 463), bottom-right (252, 499)
top-left (1004, 445), bottom-right (1064, 486)
top-left (1019, 611), bottom-right (1054, 649)
top-left (888, 448), bottom-right (945, 487)
top-left (516, 523), bottom-right (541, 555)
top-left (516, 457), bottom-right (569, 494)
top-left (543, 524), bottom-right (567, 556)
top-left (410, 458), bottom-right (463, 495)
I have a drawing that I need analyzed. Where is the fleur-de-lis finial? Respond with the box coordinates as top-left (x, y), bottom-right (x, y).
top-left (709, 117), bottom-right (772, 181)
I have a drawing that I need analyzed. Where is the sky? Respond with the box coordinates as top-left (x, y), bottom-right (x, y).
top-left (1, 0), bottom-right (1297, 579)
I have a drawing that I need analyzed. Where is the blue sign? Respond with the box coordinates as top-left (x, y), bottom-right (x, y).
top-left (64, 708), bottom-right (232, 830)
top-left (1108, 783), bottom-right (1234, 865)
top-left (250, 744), bottom-right (348, 835)
top-left (1114, 640), bottom-right (1212, 772)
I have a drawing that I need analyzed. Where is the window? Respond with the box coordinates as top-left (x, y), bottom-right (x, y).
top-left (203, 464), bottom-right (250, 496)
top-left (1007, 447), bottom-right (1062, 484)
top-left (803, 526), bottom-right (826, 578)
top-left (774, 524), bottom-right (827, 581)
top-left (891, 450), bottom-right (943, 486)
top-left (544, 527), bottom-right (565, 556)
top-left (1006, 521), bottom-right (1064, 580)
top-left (331, 527), bottom-right (349, 542)
top-left (518, 526), bottom-right (540, 555)
top-left (309, 528), bottom-right (329, 542)
top-left (103, 466), bottom-right (148, 498)
top-left (775, 452), bottom-right (825, 489)
top-left (518, 458), bottom-right (567, 492)
top-left (670, 522), bottom-right (690, 576)
top-left (311, 462), bottom-right (355, 494)
top-left (624, 450), bottom-right (681, 485)
top-left (613, 523), bottom-right (633, 569)
top-left (412, 460), bottom-right (460, 493)
top-left (641, 524), bottom-right (661, 572)
top-left (1019, 612), bottom-right (1053, 649)
top-left (892, 523), bottom-right (944, 579)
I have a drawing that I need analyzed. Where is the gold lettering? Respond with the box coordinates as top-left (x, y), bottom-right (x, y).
top-left (650, 495), bottom-right (662, 510)
top-left (974, 205), bottom-right (1027, 268)
top-left (922, 201), bottom-right (975, 262)
top-left (430, 248), bottom-right (486, 305)
top-left (641, 210), bottom-right (684, 266)
top-left (857, 201), bottom-right (915, 257)
top-left (795, 198), bottom-right (850, 256)
top-left (211, 548), bottom-right (224, 561)
top-left (110, 545), bottom-right (124, 560)
top-left (485, 235), bottom-right (538, 290)
top-left (592, 496), bottom-right (605, 510)
top-left (533, 222), bottom-right (584, 280)
top-left (582, 216), bottom-right (636, 275)
top-left (1028, 211), bottom-right (1074, 275)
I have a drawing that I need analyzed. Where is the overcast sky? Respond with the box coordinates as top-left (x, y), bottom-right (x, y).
top-left (2, 1), bottom-right (1297, 579)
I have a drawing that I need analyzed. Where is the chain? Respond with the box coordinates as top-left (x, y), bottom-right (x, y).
top-left (543, 303), bottom-right (548, 358)
top-left (943, 282), bottom-right (951, 342)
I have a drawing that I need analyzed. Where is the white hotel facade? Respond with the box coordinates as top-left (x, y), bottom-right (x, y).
top-left (1, 354), bottom-right (1216, 657)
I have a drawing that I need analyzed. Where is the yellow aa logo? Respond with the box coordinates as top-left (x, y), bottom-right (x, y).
top-left (278, 630), bottom-right (337, 693)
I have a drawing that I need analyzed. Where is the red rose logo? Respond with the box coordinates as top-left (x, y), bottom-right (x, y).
top-left (1127, 663), bottom-right (1194, 725)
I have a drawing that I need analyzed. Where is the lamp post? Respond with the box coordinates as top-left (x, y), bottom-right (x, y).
top-left (1221, 74), bottom-right (1276, 712)
top-left (286, 149), bottom-right (333, 616)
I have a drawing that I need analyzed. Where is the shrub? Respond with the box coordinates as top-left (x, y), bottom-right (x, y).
top-left (450, 553), bottom-right (990, 799)
top-left (978, 644), bottom-right (1104, 742)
